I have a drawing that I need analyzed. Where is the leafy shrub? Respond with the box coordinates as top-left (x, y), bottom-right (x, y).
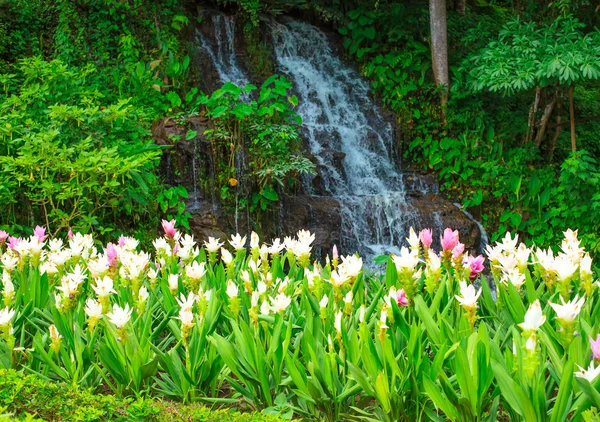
top-left (0, 58), bottom-right (163, 236)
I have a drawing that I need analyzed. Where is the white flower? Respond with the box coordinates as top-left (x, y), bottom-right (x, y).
top-left (379, 309), bottom-right (388, 329)
top-left (138, 286), bottom-right (149, 303)
top-left (499, 232), bottom-right (519, 252)
top-left (185, 261), bottom-right (206, 280)
top-left (501, 269), bottom-right (526, 290)
top-left (88, 257), bottom-right (109, 278)
top-left (519, 300), bottom-right (546, 331)
top-left (152, 238), bottom-right (171, 255)
top-left (525, 335), bottom-right (537, 353)
top-left (250, 232), bottom-right (260, 249)
top-left (328, 270), bottom-right (348, 288)
top-left (260, 300), bottom-right (271, 315)
top-left (48, 238), bottom-right (63, 252)
top-left (177, 308), bottom-right (194, 327)
top-left (515, 243), bottom-right (531, 266)
top-left (319, 294), bottom-right (329, 309)
top-left (251, 291), bottom-right (260, 308)
top-left (49, 324), bottom-right (62, 341)
top-left (179, 234), bottom-right (196, 250)
top-left (48, 250), bottom-right (70, 267)
top-left (549, 295), bottom-right (585, 322)
top-left (339, 255), bottom-right (363, 278)
top-left (0, 307), bottom-right (15, 325)
top-left (84, 299), bottom-right (103, 318)
top-left (204, 237), bottom-right (223, 253)
top-left (296, 230), bottom-right (315, 246)
top-left (229, 234), bottom-right (246, 251)
top-left (392, 247), bottom-right (419, 272)
top-left (2, 273), bottom-right (14, 297)
top-left (39, 261), bottom-right (58, 275)
top-left (148, 268), bottom-right (158, 280)
top-left (106, 304), bottom-right (132, 328)
top-left (93, 276), bottom-right (116, 298)
top-left (455, 281), bottom-right (481, 309)
top-left (270, 293), bottom-right (291, 313)
top-left (221, 248), bottom-right (233, 265)
top-left (256, 280), bottom-right (267, 295)
top-left (177, 292), bottom-right (197, 312)
top-left (407, 227), bottom-right (420, 249)
top-left (56, 278), bottom-right (81, 297)
top-left (1, 253), bottom-right (18, 272)
top-left (334, 311), bottom-right (342, 334)
top-left (553, 255), bottom-right (578, 281)
top-left (359, 305), bottom-right (366, 323)
top-left (426, 252), bottom-right (441, 272)
top-left (575, 362), bottom-right (600, 383)
top-left (535, 248), bottom-right (555, 272)
top-left (580, 254), bottom-right (593, 276)
top-left (269, 239), bottom-right (285, 255)
top-left (66, 264), bottom-right (87, 286)
top-left (291, 240), bottom-right (311, 259)
top-left (168, 274), bottom-right (179, 291)
top-left (226, 280), bottom-right (239, 298)
top-left (344, 291), bottom-right (353, 304)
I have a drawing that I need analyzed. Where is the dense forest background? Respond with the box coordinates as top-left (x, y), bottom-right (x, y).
top-left (1, 0), bottom-right (599, 256)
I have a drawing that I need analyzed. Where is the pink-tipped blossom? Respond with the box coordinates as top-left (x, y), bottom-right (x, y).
top-left (67, 229), bottom-right (74, 239)
top-left (396, 289), bottom-right (409, 307)
top-left (161, 219), bottom-right (177, 238)
top-left (591, 335), bottom-right (600, 361)
top-left (466, 255), bottom-right (485, 279)
top-left (419, 229), bottom-right (433, 248)
top-left (440, 228), bottom-right (459, 252)
top-left (452, 243), bottom-right (465, 259)
top-left (7, 236), bottom-right (19, 250)
top-left (0, 231), bottom-right (8, 242)
top-left (34, 226), bottom-right (46, 242)
top-left (118, 235), bottom-right (126, 247)
top-left (332, 245), bottom-right (339, 260)
top-left (106, 243), bottom-right (118, 266)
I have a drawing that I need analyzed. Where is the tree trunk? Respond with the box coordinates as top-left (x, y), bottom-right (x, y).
top-left (569, 85), bottom-right (576, 152)
top-left (534, 92), bottom-right (557, 147)
top-left (524, 87), bottom-right (541, 144)
top-left (454, 0), bottom-right (466, 15)
top-left (549, 109), bottom-right (562, 162)
top-left (429, 0), bottom-right (449, 115)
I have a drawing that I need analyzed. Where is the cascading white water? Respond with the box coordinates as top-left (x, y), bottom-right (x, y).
top-left (196, 15), bottom-right (249, 87)
top-left (271, 20), bottom-right (419, 257)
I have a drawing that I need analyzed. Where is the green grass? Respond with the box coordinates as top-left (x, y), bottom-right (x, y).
top-left (0, 370), bottom-right (281, 422)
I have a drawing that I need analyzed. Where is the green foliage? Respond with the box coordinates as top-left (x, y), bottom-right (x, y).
top-left (199, 76), bottom-right (315, 212)
top-left (0, 370), bottom-right (281, 421)
top-left (0, 58), bottom-right (163, 235)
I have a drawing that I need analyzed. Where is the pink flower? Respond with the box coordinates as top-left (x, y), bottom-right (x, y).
top-left (7, 236), bottom-right (19, 250)
top-left (118, 235), bottom-right (126, 247)
top-left (440, 228), bottom-right (459, 252)
top-left (0, 231), bottom-right (8, 242)
top-left (419, 229), bottom-right (433, 248)
top-left (591, 335), bottom-right (600, 361)
top-left (452, 243), bottom-right (465, 259)
top-left (396, 289), bottom-right (409, 307)
top-left (67, 229), bottom-right (74, 239)
top-left (161, 219), bottom-right (177, 239)
top-left (34, 226), bottom-right (46, 242)
top-left (466, 255), bottom-right (485, 279)
top-left (332, 244), bottom-right (339, 260)
top-left (106, 243), bottom-right (118, 266)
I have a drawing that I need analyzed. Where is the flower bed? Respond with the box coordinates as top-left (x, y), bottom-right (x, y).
top-left (0, 223), bottom-right (598, 421)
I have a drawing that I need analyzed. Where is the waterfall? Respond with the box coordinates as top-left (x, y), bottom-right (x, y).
top-left (271, 20), bottom-right (418, 257)
top-left (196, 15), bottom-right (249, 87)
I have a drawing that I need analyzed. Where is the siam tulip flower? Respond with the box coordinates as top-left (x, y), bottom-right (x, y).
top-left (515, 243), bottom-right (531, 269)
top-left (575, 362), bottom-right (600, 383)
top-left (152, 238), bottom-right (171, 256)
top-left (590, 335), bottom-right (600, 361)
top-left (1, 253), bottom-right (18, 273)
top-left (177, 308), bottom-right (194, 329)
top-left (0, 231), bottom-right (8, 243)
top-left (92, 276), bottom-right (116, 298)
top-left (256, 280), bottom-right (267, 295)
top-left (465, 255), bottom-right (485, 280)
top-left (392, 247), bottom-right (419, 272)
top-left (2, 272), bottom-right (14, 306)
top-left (250, 232), bottom-right (260, 249)
top-left (7, 236), bottom-right (19, 250)
top-left (88, 257), bottom-right (109, 278)
top-left (396, 288), bottom-right (409, 307)
top-left (147, 268), bottom-right (158, 283)
top-left (179, 234), bottom-right (197, 250)
top-left (33, 226), bottom-right (46, 242)
top-left (525, 335), bottom-right (537, 353)
top-left (296, 230), bottom-right (315, 246)
top-left (176, 292), bottom-right (197, 312)
top-left (138, 286), bottom-right (149, 304)
top-left (580, 253), bottom-right (594, 295)
top-left (440, 228), bottom-right (459, 252)
top-left (277, 277), bottom-right (289, 294)
top-left (358, 305), bottom-right (366, 324)
top-left (455, 282), bottom-right (481, 310)
top-left (185, 261), bottom-right (206, 281)
top-left (344, 291), bottom-right (353, 305)
top-left (549, 295), bottom-right (585, 322)
top-left (407, 228), bottom-right (420, 253)
top-left (260, 300), bottom-right (271, 316)
top-left (319, 294), bottom-right (329, 309)
top-left (554, 255), bottom-right (578, 281)
top-left (452, 243), bottom-right (465, 259)
top-left (248, 259), bottom-right (260, 274)
top-left (221, 248), bottom-right (233, 266)
top-left (269, 238), bottom-right (285, 256)
top-left (67, 229), bottom-right (73, 239)
top-left (229, 234), bottom-right (246, 251)
top-left (84, 299), bottom-right (103, 319)
top-left (204, 237), bottom-right (223, 253)
top-left (226, 280), bottom-right (239, 298)
top-left (328, 270), bottom-right (348, 289)
top-left (161, 219), bottom-right (177, 239)
top-left (501, 269), bottom-right (526, 290)
top-left (499, 232), bottom-right (519, 253)
top-left (39, 261), bottom-right (58, 276)
top-left (107, 304), bottom-right (132, 329)
top-left (332, 244), bottom-right (339, 269)
top-left (168, 274), bottom-right (179, 292)
top-left (48, 238), bottom-right (63, 252)
top-left (334, 311), bottom-right (343, 336)
top-left (519, 300), bottom-right (546, 332)
top-left (251, 291), bottom-right (260, 309)
top-left (0, 307), bottom-right (14, 326)
top-left (378, 309), bottom-right (389, 341)
top-left (291, 239), bottom-right (312, 266)
top-left (340, 255), bottom-right (363, 279)
top-left (48, 324), bottom-right (62, 352)
top-left (270, 293), bottom-right (292, 314)
top-left (419, 228), bottom-right (433, 249)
